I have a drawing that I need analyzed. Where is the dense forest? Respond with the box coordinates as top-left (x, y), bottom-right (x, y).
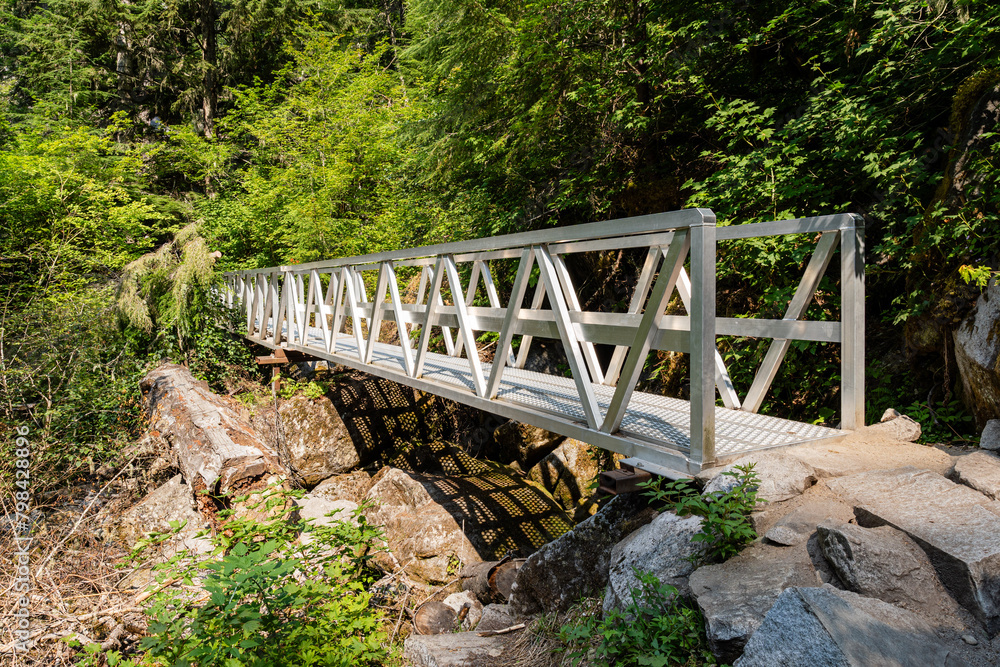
top-left (1, 0), bottom-right (999, 662)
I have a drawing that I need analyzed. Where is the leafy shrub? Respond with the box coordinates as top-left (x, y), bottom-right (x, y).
top-left (559, 571), bottom-right (722, 667)
top-left (135, 484), bottom-right (389, 667)
top-left (642, 464), bottom-right (761, 563)
top-left (903, 399), bottom-right (976, 444)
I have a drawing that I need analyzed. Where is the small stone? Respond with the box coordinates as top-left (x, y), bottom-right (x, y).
top-left (962, 634), bottom-right (978, 646)
top-left (881, 408), bottom-right (902, 422)
top-left (981, 420), bottom-right (1000, 451)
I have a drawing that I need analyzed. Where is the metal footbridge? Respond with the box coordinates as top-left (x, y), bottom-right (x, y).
top-left (221, 209), bottom-right (864, 477)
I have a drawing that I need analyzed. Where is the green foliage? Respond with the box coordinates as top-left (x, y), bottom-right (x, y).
top-left (136, 484), bottom-right (389, 667)
top-left (559, 572), bottom-right (722, 667)
top-left (642, 464), bottom-right (760, 564)
top-left (903, 399), bottom-right (976, 445)
top-left (959, 264), bottom-right (996, 289)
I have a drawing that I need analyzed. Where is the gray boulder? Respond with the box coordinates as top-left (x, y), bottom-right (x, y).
top-left (603, 512), bottom-right (703, 613)
top-left (689, 540), bottom-right (821, 662)
top-left (403, 632), bottom-right (509, 666)
top-left (953, 450), bottom-right (1000, 500)
top-left (475, 604), bottom-right (516, 633)
top-left (296, 495), bottom-right (359, 547)
top-left (252, 393), bottom-right (360, 485)
top-left (955, 282), bottom-right (1000, 431)
top-left (442, 591), bottom-right (483, 632)
top-left (508, 493), bottom-right (657, 616)
top-left (363, 467), bottom-right (482, 588)
top-left (701, 451), bottom-right (816, 503)
top-left (735, 586), bottom-right (955, 666)
top-left (816, 522), bottom-right (966, 630)
top-left (981, 420), bottom-right (1000, 451)
top-left (828, 466), bottom-right (1000, 635)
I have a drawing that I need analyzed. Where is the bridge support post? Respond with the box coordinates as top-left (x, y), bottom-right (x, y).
top-left (689, 214), bottom-right (717, 467)
top-left (840, 214), bottom-right (866, 430)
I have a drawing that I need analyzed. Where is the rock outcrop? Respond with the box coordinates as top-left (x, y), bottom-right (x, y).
top-left (508, 493), bottom-right (656, 616)
top-left (492, 420), bottom-right (564, 468)
top-left (816, 522), bottom-right (967, 630)
top-left (603, 511), bottom-right (702, 612)
top-left (735, 586), bottom-right (955, 666)
top-left (828, 466), bottom-right (1000, 634)
top-left (527, 438), bottom-right (600, 517)
top-left (689, 541), bottom-right (822, 662)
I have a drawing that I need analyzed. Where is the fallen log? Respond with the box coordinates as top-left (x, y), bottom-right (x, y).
top-left (140, 363), bottom-right (289, 502)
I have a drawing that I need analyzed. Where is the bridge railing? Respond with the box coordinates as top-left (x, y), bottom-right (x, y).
top-left (222, 209), bottom-right (864, 470)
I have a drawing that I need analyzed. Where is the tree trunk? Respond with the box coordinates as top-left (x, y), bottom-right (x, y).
top-left (200, 0), bottom-right (218, 139)
top-left (139, 363), bottom-right (288, 497)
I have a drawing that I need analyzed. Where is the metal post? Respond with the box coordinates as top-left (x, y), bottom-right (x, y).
top-left (689, 215), bottom-right (717, 466)
top-left (840, 214), bottom-right (865, 429)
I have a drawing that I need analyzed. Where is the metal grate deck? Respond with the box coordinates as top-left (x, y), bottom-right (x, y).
top-left (263, 322), bottom-right (842, 470)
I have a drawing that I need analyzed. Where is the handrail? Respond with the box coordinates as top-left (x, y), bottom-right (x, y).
top-left (221, 209), bottom-right (864, 472)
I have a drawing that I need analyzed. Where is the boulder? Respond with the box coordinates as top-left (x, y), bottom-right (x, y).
top-left (816, 522), bottom-right (967, 630)
top-left (763, 498), bottom-right (855, 547)
top-left (689, 541), bottom-right (821, 662)
top-left (493, 420), bottom-right (564, 468)
top-left (527, 438), bottom-right (600, 514)
top-left (363, 464), bottom-right (572, 589)
top-left (955, 283), bottom-right (1000, 431)
top-left (603, 512), bottom-right (703, 613)
top-left (111, 474), bottom-right (211, 554)
top-left (981, 420), bottom-right (1000, 451)
top-left (701, 451), bottom-right (816, 503)
top-left (863, 415), bottom-right (922, 443)
top-left (784, 432), bottom-right (955, 478)
top-left (252, 393), bottom-right (360, 485)
top-left (363, 468), bottom-right (482, 587)
top-left (310, 470), bottom-right (373, 504)
top-left (735, 586), bottom-right (955, 666)
top-left (953, 450), bottom-right (1000, 500)
top-left (508, 493), bottom-right (657, 616)
top-left (828, 467), bottom-right (1000, 634)
top-left (475, 604), bottom-right (516, 633)
top-left (403, 632), bottom-right (509, 666)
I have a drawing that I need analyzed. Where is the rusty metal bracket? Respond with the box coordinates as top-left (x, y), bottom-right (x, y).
top-left (598, 464), bottom-right (652, 495)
